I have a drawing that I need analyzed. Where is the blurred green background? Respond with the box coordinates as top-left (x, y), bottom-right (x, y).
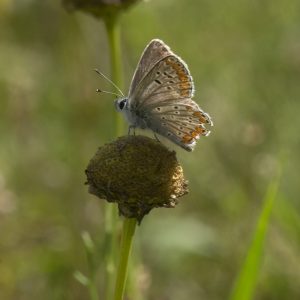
top-left (1, 0), bottom-right (300, 299)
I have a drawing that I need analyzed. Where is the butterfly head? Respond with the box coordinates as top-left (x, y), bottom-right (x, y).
top-left (115, 98), bottom-right (128, 112)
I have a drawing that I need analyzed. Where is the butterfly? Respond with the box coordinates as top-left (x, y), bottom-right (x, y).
top-left (115, 39), bottom-right (213, 151)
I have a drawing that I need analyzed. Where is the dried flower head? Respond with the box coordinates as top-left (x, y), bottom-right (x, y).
top-left (62, 0), bottom-right (141, 19)
top-left (85, 135), bottom-right (189, 223)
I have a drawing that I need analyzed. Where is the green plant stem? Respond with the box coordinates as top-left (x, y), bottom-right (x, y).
top-left (114, 218), bottom-right (137, 300)
top-left (103, 15), bottom-right (124, 300)
top-left (104, 203), bottom-right (118, 300)
top-left (83, 232), bottom-right (99, 300)
top-left (105, 16), bottom-right (124, 136)
top-left (230, 177), bottom-right (279, 300)
top-left (88, 280), bottom-right (99, 300)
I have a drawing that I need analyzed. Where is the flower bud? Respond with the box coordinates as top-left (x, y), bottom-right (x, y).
top-left (62, 0), bottom-right (141, 19)
top-left (85, 136), bottom-right (189, 223)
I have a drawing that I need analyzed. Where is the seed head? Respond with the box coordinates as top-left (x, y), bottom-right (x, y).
top-left (85, 135), bottom-right (189, 223)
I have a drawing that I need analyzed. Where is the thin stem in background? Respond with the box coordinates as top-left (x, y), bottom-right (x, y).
top-left (87, 249), bottom-right (99, 300)
top-left (114, 218), bottom-right (137, 300)
top-left (80, 231), bottom-right (99, 300)
top-left (105, 16), bottom-right (124, 136)
top-left (103, 15), bottom-right (124, 300)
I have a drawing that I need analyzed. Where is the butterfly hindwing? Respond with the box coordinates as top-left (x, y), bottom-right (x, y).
top-left (145, 101), bottom-right (212, 151)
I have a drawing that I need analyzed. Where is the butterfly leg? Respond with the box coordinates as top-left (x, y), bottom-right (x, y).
top-left (128, 126), bottom-right (132, 135)
top-left (128, 125), bottom-right (136, 136)
top-left (106, 179), bottom-right (112, 196)
top-left (153, 132), bottom-right (161, 143)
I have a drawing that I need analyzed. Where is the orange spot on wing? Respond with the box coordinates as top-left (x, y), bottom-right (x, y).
top-left (190, 125), bottom-right (208, 139)
top-left (166, 57), bottom-right (191, 96)
top-left (182, 134), bottom-right (194, 144)
top-left (193, 111), bottom-right (210, 124)
top-left (191, 131), bottom-right (200, 138)
top-left (195, 126), bottom-right (205, 134)
top-left (179, 82), bottom-right (192, 97)
top-left (193, 111), bottom-right (202, 118)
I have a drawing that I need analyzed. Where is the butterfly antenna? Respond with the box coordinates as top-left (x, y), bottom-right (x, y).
top-left (96, 89), bottom-right (122, 98)
top-left (94, 69), bottom-right (124, 97)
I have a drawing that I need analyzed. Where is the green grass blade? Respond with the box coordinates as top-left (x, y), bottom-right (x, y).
top-left (229, 178), bottom-right (280, 300)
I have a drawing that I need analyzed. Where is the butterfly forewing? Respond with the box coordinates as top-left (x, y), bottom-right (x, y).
top-left (128, 39), bottom-right (172, 97)
top-left (129, 54), bottom-right (195, 110)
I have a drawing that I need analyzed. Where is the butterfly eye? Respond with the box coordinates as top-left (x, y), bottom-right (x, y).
top-left (118, 99), bottom-right (127, 110)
